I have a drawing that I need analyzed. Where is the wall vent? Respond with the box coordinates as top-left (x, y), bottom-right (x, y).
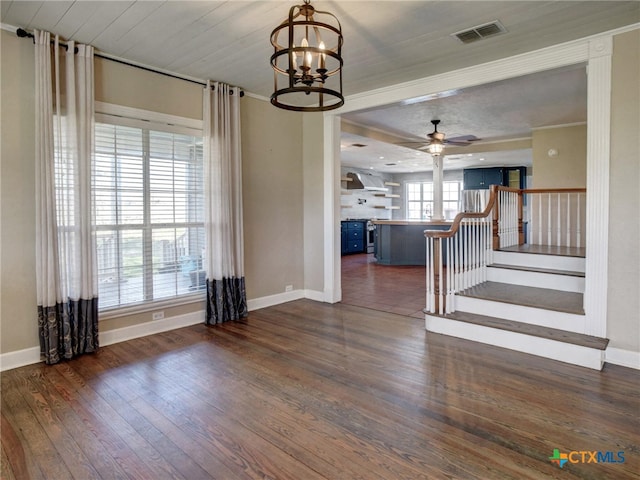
top-left (452, 20), bottom-right (507, 44)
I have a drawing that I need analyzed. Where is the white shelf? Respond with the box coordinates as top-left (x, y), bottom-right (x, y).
top-left (374, 193), bottom-right (400, 198)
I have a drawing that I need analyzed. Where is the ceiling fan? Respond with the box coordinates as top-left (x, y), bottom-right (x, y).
top-left (399, 119), bottom-right (480, 155)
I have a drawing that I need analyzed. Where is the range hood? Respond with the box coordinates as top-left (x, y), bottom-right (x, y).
top-left (346, 172), bottom-right (388, 191)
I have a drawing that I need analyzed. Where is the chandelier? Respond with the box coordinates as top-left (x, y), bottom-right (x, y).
top-left (270, 0), bottom-right (344, 112)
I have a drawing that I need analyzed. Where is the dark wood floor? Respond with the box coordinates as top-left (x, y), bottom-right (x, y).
top-left (2, 300), bottom-right (639, 479)
top-left (341, 253), bottom-right (425, 318)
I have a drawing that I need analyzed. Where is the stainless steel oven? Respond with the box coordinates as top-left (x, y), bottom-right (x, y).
top-left (366, 221), bottom-right (375, 253)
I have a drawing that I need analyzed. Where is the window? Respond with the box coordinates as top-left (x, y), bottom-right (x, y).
top-left (94, 122), bottom-right (205, 310)
top-left (406, 181), bottom-right (461, 220)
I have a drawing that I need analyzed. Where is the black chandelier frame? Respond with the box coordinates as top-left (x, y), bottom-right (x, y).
top-left (270, 0), bottom-right (344, 112)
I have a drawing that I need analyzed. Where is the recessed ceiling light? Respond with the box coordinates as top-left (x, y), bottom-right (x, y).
top-left (379, 156), bottom-right (384, 159)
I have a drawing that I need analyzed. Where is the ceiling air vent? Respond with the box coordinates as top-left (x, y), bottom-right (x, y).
top-left (452, 20), bottom-right (507, 44)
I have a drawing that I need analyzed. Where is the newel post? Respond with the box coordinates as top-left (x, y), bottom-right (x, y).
top-left (432, 237), bottom-right (442, 314)
top-left (518, 190), bottom-right (525, 245)
top-left (491, 185), bottom-right (500, 250)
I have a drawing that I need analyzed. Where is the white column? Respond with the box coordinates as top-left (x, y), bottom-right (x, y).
top-left (583, 36), bottom-right (612, 338)
top-left (432, 155), bottom-right (444, 221)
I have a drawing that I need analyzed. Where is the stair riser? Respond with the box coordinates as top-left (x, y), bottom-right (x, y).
top-left (425, 315), bottom-right (604, 370)
top-left (487, 268), bottom-right (585, 293)
top-left (493, 251), bottom-right (585, 272)
top-left (454, 296), bottom-right (586, 333)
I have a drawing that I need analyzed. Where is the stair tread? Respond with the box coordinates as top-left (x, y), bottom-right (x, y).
top-left (488, 263), bottom-right (585, 277)
top-left (459, 281), bottom-right (584, 314)
top-left (498, 244), bottom-right (585, 258)
top-left (436, 310), bottom-right (609, 350)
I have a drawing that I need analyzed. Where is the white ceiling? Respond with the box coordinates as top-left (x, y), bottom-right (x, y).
top-left (2, 1), bottom-right (638, 172)
top-left (340, 64), bottom-right (589, 172)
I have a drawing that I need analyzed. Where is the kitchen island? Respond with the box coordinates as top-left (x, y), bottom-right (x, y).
top-left (373, 220), bottom-right (453, 266)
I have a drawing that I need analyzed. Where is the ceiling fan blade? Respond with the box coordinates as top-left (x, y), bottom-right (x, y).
top-left (446, 134), bottom-right (480, 142)
top-left (395, 141), bottom-right (430, 147)
top-left (445, 140), bottom-right (473, 146)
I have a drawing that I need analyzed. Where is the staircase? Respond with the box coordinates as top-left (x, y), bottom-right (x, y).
top-left (425, 246), bottom-right (609, 370)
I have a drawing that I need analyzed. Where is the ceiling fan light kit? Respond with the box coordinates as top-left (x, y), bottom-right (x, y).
top-left (270, 0), bottom-right (344, 112)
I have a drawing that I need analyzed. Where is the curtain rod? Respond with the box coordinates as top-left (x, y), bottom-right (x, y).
top-left (15, 27), bottom-right (244, 97)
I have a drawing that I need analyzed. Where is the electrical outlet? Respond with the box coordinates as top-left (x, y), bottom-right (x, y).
top-left (152, 311), bottom-right (165, 321)
top-left (285, 285), bottom-right (293, 292)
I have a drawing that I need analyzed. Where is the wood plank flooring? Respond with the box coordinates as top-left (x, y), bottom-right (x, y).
top-left (2, 300), bottom-right (639, 479)
top-left (341, 253), bottom-right (425, 318)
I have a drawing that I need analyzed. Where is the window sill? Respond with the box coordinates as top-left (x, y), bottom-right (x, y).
top-left (99, 292), bottom-right (206, 321)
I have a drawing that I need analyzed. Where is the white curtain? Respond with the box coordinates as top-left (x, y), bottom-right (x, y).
top-left (35, 30), bottom-right (98, 364)
top-left (203, 81), bottom-right (247, 324)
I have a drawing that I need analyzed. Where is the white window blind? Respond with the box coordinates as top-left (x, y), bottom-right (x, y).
top-left (94, 122), bottom-right (205, 310)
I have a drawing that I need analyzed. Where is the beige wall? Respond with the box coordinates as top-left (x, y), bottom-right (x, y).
top-left (95, 57), bottom-right (202, 120)
top-left (607, 29), bottom-right (640, 353)
top-left (532, 124), bottom-right (587, 188)
top-left (1, 30), bottom-right (39, 353)
top-left (241, 97), bottom-right (304, 299)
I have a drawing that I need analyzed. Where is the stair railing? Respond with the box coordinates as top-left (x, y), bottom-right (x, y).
top-left (523, 188), bottom-right (587, 248)
top-left (425, 185), bottom-right (587, 315)
top-left (424, 185), bottom-right (498, 315)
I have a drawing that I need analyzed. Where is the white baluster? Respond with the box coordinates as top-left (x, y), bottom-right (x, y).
top-left (547, 193), bottom-right (552, 245)
top-left (577, 193), bottom-right (582, 247)
top-left (538, 194), bottom-right (543, 245)
top-left (567, 193), bottom-right (572, 248)
top-left (557, 193), bottom-right (562, 246)
top-left (446, 236), bottom-right (453, 313)
top-left (438, 238), bottom-right (444, 315)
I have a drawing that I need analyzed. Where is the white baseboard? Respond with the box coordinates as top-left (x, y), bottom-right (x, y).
top-left (99, 310), bottom-right (203, 347)
top-left (0, 346), bottom-right (42, 372)
top-left (605, 347), bottom-right (640, 370)
top-left (247, 289), bottom-right (306, 310)
top-left (304, 289), bottom-right (326, 302)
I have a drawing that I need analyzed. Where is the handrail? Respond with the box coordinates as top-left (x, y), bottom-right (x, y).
top-left (425, 185), bottom-right (499, 238)
top-left (522, 188), bottom-right (586, 194)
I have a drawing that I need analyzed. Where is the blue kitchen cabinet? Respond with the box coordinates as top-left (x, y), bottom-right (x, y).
top-left (341, 221), bottom-right (366, 255)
